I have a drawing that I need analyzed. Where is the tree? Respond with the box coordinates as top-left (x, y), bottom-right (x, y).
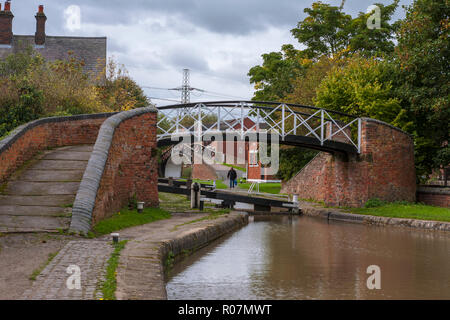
top-left (277, 147), bottom-right (318, 181)
top-left (394, 0), bottom-right (449, 179)
top-left (248, 44), bottom-right (305, 102)
top-left (315, 55), bottom-right (410, 130)
top-left (290, 1), bottom-right (399, 59)
top-left (347, 1), bottom-right (400, 56)
top-left (97, 58), bottom-right (150, 111)
top-left (291, 2), bottom-right (352, 59)
top-left (286, 55), bottom-right (338, 106)
top-left (249, 1), bottom-right (400, 102)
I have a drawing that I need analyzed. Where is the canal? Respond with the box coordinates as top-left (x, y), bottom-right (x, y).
top-left (166, 215), bottom-right (450, 299)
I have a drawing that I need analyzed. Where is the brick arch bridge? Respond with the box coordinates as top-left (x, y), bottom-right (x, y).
top-left (0, 102), bottom-right (415, 233)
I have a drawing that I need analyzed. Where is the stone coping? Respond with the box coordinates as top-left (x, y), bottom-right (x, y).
top-left (70, 107), bottom-right (157, 233)
top-left (417, 186), bottom-right (450, 195)
top-left (0, 112), bottom-right (117, 155)
top-left (300, 203), bottom-right (450, 232)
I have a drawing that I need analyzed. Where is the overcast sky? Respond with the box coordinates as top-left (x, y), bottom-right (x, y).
top-left (10, 0), bottom-right (413, 106)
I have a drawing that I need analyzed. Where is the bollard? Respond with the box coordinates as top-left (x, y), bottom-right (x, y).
top-left (111, 233), bottom-right (119, 244)
top-left (137, 202), bottom-right (145, 213)
top-left (199, 199), bottom-right (204, 211)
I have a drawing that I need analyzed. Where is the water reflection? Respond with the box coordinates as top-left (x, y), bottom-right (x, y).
top-left (166, 216), bottom-right (450, 299)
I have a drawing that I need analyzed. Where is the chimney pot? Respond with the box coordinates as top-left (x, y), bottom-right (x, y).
top-left (35, 5), bottom-right (47, 45)
top-left (0, 1), bottom-right (13, 45)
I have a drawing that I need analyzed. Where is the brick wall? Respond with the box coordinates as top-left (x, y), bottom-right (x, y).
top-left (71, 107), bottom-right (159, 232)
top-left (281, 118), bottom-right (416, 207)
top-left (191, 163), bottom-right (218, 181)
top-left (0, 114), bottom-right (113, 184)
top-left (91, 112), bottom-right (158, 224)
top-left (417, 187), bottom-right (450, 207)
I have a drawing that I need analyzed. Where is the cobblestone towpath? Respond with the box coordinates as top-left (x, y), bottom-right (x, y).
top-left (22, 240), bottom-right (113, 300)
top-left (18, 212), bottom-right (246, 300)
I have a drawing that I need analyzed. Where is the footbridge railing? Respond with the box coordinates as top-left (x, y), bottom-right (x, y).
top-left (157, 101), bottom-right (361, 153)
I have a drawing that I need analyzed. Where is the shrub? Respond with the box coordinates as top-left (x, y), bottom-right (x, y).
top-left (364, 198), bottom-right (386, 208)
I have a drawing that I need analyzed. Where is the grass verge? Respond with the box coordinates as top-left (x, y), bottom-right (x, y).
top-left (220, 163), bottom-right (246, 172)
top-left (238, 182), bottom-right (282, 194)
top-left (98, 240), bottom-right (127, 300)
top-left (179, 178), bottom-right (228, 189)
top-left (29, 251), bottom-right (59, 281)
top-left (92, 207), bottom-right (171, 237)
top-left (347, 202), bottom-right (450, 222)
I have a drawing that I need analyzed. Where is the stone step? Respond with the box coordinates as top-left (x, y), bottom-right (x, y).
top-left (14, 170), bottom-right (84, 182)
top-left (0, 215), bottom-right (70, 233)
top-left (0, 195), bottom-right (75, 206)
top-left (60, 145), bottom-right (94, 152)
top-left (3, 182), bottom-right (80, 196)
top-left (0, 205), bottom-right (71, 217)
top-left (29, 160), bottom-right (88, 171)
top-left (43, 151), bottom-right (92, 161)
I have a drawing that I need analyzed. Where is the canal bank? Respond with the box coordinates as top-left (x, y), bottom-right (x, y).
top-left (115, 212), bottom-right (248, 300)
top-left (299, 201), bottom-right (450, 232)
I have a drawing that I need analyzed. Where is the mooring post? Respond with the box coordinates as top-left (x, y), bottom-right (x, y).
top-left (186, 179), bottom-right (192, 200)
top-left (191, 182), bottom-right (200, 209)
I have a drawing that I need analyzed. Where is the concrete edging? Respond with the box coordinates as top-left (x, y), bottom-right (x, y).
top-left (301, 205), bottom-right (450, 232)
top-left (70, 107), bottom-right (157, 233)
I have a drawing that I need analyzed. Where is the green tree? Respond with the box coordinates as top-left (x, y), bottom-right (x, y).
top-left (277, 147), bottom-right (318, 181)
top-left (98, 58), bottom-right (150, 111)
top-left (315, 56), bottom-right (410, 130)
top-left (291, 2), bottom-right (352, 59)
top-left (249, 1), bottom-right (400, 102)
top-left (290, 1), bottom-right (399, 59)
top-left (248, 44), bottom-right (305, 102)
top-left (394, 0), bottom-right (449, 180)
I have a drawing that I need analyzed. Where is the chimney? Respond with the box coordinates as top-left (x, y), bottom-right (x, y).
top-left (35, 5), bottom-right (46, 45)
top-left (0, 1), bottom-right (14, 45)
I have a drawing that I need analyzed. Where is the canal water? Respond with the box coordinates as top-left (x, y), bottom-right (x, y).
top-left (166, 215), bottom-right (450, 299)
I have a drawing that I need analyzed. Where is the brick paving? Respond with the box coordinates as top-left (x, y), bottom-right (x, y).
top-left (22, 240), bottom-right (113, 300)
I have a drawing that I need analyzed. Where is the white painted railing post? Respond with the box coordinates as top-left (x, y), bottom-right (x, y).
top-left (358, 117), bottom-right (362, 154)
top-left (320, 109), bottom-right (324, 146)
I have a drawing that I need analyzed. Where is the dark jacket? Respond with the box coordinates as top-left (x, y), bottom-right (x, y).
top-left (227, 168), bottom-right (237, 180)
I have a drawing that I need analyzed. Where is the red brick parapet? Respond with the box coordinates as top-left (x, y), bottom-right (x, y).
top-left (417, 186), bottom-right (450, 207)
top-left (70, 107), bottom-right (159, 233)
top-left (281, 118), bottom-right (416, 207)
top-left (0, 113), bottom-right (115, 185)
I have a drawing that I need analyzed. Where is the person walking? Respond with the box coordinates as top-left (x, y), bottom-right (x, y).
top-left (227, 167), bottom-right (237, 189)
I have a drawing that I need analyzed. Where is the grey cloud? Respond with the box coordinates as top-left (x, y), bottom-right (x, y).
top-left (167, 49), bottom-right (209, 72)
